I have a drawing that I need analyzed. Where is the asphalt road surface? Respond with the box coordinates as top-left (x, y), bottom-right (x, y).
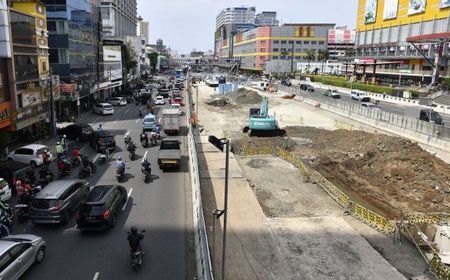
top-left (18, 95), bottom-right (192, 280)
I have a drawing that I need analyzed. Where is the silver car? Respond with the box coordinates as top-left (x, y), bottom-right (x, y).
top-left (0, 234), bottom-right (46, 280)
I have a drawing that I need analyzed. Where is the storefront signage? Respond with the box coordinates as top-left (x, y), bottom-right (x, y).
top-left (0, 102), bottom-right (10, 121)
top-left (364, 0), bottom-right (378, 24)
top-left (408, 0), bottom-right (426, 15)
top-left (383, 0), bottom-right (399, 19)
top-left (52, 75), bottom-right (60, 99)
top-left (21, 91), bottom-right (41, 108)
top-left (60, 83), bottom-right (77, 93)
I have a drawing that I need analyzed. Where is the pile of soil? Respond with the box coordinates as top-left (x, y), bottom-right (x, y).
top-left (233, 128), bottom-right (450, 219)
top-left (231, 136), bottom-right (296, 154)
top-left (227, 88), bottom-right (262, 104)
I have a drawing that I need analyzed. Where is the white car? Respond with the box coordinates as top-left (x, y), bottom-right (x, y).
top-left (108, 97), bottom-right (127, 106)
top-left (7, 144), bottom-right (52, 168)
top-left (361, 102), bottom-right (381, 110)
top-left (351, 91), bottom-right (370, 102)
top-left (0, 234), bottom-right (46, 280)
top-left (169, 104), bottom-right (182, 115)
top-left (155, 96), bottom-right (165, 105)
top-left (93, 103), bottom-right (114, 115)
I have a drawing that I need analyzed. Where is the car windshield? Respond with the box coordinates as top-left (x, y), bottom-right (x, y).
top-left (86, 186), bottom-right (111, 202)
top-left (32, 199), bottom-right (57, 209)
top-left (82, 126), bottom-right (93, 133)
top-left (104, 105), bottom-right (113, 109)
top-left (161, 141), bottom-right (180, 150)
top-left (144, 117), bottom-right (155, 122)
top-left (157, 97), bottom-right (163, 100)
top-left (99, 136), bottom-right (114, 144)
top-left (431, 112), bottom-right (441, 119)
top-left (36, 147), bottom-right (47, 156)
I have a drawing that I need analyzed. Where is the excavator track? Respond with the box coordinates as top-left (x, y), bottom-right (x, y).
top-left (244, 128), bottom-right (286, 137)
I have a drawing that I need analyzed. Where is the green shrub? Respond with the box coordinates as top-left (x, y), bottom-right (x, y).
top-left (307, 75), bottom-right (396, 95)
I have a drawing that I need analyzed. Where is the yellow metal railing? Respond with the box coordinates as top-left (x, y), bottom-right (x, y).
top-left (334, 120), bottom-right (354, 131)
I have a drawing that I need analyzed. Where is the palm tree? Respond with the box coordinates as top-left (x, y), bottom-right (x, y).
top-left (344, 48), bottom-right (356, 79)
top-left (280, 50), bottom-right (290, 59)
top-left (305, 50), bottom-right (316, 72)
top-left (317, 49), bottom-right (330, 75)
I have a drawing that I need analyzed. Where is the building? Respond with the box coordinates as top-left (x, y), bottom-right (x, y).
top-left (101, 0), bottom-right (137, 37)
top-left (328, 26), bottom-right (356, 61)
top-left (219, 23), bottom-right (334, 72)
top-left (0, 0), bottom-right (13, 134)
top-left (356, 0), bottom-right (450, 84)
top-left (7, 0), bottom-right (50, 134)
top-left (123, 35), bottom-right (147, 80)
top-left (136, 16), bottom-right (149, 44)
top-left (156, 39), bottom-right (165, 53)
top-left (255, 11), bottom-right (279, 27)
top-left (214, 6), bottom-right (257, 58)
top-left (97, 40), bottom-right (124, 101)
top-left (43, 0), bottom-right (100, 120)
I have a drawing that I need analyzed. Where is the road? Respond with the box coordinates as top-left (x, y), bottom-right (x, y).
top-left (17, 97), bottom-right (192, 279)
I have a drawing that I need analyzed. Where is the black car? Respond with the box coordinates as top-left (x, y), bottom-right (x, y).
top-left (281, 79), bottom-right (292, 87)
top-left (76, 185), bottom-right (127, 230)
top-left (58, 123), bottom-right (93, 142)
top-left (88, 130), bottom-right (116, 152)
top-left (300, 84), bottom-right (314, 92)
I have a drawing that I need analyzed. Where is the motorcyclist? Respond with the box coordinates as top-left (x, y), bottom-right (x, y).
top-left (140, 132), bottom-right (149, 145)
top-left (82, 156), bottom-right (93, 175)
top-left (55, 142), bottom-right (64, 159)
top-left (141, 158), bottom-right (151, 175)
top-left (127, 226), bottom-right (144, 253)
top-left (72, 146), bottom-right (81, 164)
top-left (124, 133), bottom-right (131, 145)
top-left (154, 124), bottom-right (161, 136)
top-left (127, 141), bottom-right (137, 153)
top-left (15, 180), bottom-right (24, 198)
top-left (116, 157), bottom-right (125, 175)
top-left (61, 134), bottom-right (67, 153)
top-left (57, 157), bottom-right (70, 174)
top-left (18, 189), bottom-right (32, 206)
top-left (43, 149), bottom-right (51, 165)
top-left (39, 165), bottom-right (53, 180)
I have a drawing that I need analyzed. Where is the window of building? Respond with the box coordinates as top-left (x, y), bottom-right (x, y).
top-left (303, 41), bottom-right (309, 44)
top-left (295, 48), bottom-right (302, 52)
top-left (273, 40), bottom-right (279, 44)
top-left (273, 48), bottom-right (279, 51)
top-left (273, 56), bottom-right (279, 59)
top-left (280, 40), bottom-right (287, 44)
top-left (280, 48), bottom-right (286, 51)
top-left (260, 48), bottom-right (266, 52)
top-left (14, 55), bottom-right (39, 82)
top-left (10, 11), bottom-right (36, 45)
top-left (288, 40), bottom-right (294, 44)
top-left (311, 41), bottom-right (317, 45)
top-left (318, 41), bottom-right (324, 45)
top-left (260, 56), bottom-right (265, 60)
top-left (261, 40), bottom-right (266, 44)
top-left (296, 41), bottom-right (302, 44)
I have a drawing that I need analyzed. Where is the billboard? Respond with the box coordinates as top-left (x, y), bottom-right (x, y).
top-left (364, 0), bottom-right (378, 24)
top-left (441, 0), bottom-right (450, 8)
top-left (383, 0), bottom-right (399, 19)
top-left (408, 0), bottom-right (426, 15)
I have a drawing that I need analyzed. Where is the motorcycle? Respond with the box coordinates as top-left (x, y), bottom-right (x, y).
top-left (116, 169), bottom-right (124, 182)
top-left (78, 161), bottom-right (97, 179)
top-left (140, 134), bottom-right (149, 148)
top-left (124, 134), bottom-right (132, 146)
top-left (38, 168), bottom-right (54, 186)
top-left (150, 132), bottom-right (158, 147)
top-left (141, 168), bottom-right (151, 183)
top-left (58, 158), bottom-right (72, 178)
top-left (128, 230), bottom-right (145, 271)
top-left (14, 204), bottom-right (30, 223)
top-left (98, 148), bottom-right (113, 164)
top-left (71, 156), bottom-right (81, 166)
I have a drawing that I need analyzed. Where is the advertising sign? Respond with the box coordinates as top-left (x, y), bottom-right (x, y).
top-left (383, 0), bottom-right (399, 19)
top-left (364, 0), bottom-right (378, 24)
top-left (441, 0), bottom-right (450, 8)
top-left (21, 91), bottom-right (41, 108)
top-left (408, 0), bottom-right (426, 15)
top-left (60, 83), bottom-right (77, 93)
top-left (52, 75), bottom-right (60, 99)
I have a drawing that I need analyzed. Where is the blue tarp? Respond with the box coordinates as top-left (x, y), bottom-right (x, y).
top-left (218, 83), bottom-right (239, 95)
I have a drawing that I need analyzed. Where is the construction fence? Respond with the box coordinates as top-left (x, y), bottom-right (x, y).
top-left (237, 146), bottom-right (450, 279)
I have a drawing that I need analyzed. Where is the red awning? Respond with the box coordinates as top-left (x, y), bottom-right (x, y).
top-left (407, 32), bottom-right (450, 43)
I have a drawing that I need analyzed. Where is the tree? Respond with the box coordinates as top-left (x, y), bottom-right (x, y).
top-left (344, 48), bottom-right (356, 79)
top-left (148, 52), bottom-right (159, 72)
top-left (280, 50), bottom-right (290, 59)
top-left (317, 49), bottom-right (330, 74)
top-left (124, 42), bottom-right (137, 75)
top-left (305, 50), bottom-right (316, 73)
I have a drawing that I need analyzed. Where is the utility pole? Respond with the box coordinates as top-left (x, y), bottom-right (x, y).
top-left (290, 40), bottom-right (295, 76)
top-left (49, 69), bottom-right (57, 138)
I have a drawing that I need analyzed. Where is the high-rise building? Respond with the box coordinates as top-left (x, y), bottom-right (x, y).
top-left (137, 16), bottom-right (149, 44)
top-left (328, 27), bottom-right (356, 61)
top-left (101, 0), bottom-right (137, 37)
top-left (355, 0), bottom-right (450, 84)
top-left (43, 0), bottom-right (100, 119)
top-left (255, 12), bottom-right (279, 27)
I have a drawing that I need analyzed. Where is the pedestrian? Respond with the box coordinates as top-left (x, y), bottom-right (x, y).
top-left (55, 142), bottom-right (64, 159)
top-left (97, 124), bottom-right (104, 132)
top-left (61, 134), bottom-right (67, 154)
top-left (383, 92), bottom-right (386, 99)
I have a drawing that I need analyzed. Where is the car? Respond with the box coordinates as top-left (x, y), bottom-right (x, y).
top-left (93, 103), bottom-right (114, 115)
top-left (108, 97), bottom-right (127, 106)
top-left (169, 104), bottom-right (182, 115)
top-left (300, 84), bottom-right (314, 92)
top-left (76, 185), bottom-right (127, 230)
top-left (155, 96), bottom-right (165, 105)
top-left (0, 234), bottom-right (46, 280)
top-left (351, 91), bottom-right (371, 102)
top-left (169, 97), bottom-right (183, 106)
top-left (281, 79), bottom-right (292, 87)
top-left (361, 102), bottom-right (381, 110)
top-left (323, 89), bottom-right (341, 99)
top-left (88, 130), bottom-right (116, 152)
top-left (7, 144), bottom-right (52, 168)
top-left (30, 179), bottom-right (90, 224)
top-left (158, 88), bottom-right (170, 98)
top-left (57, 123), bottom-right (93, 142)
top-left (142, 114), bottom-right (157, 131)
top-left (0, 161), bottom-right (32, 192)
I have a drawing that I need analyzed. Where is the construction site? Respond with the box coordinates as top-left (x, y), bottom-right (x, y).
top-left (194, 82), bottom-right (450, 280)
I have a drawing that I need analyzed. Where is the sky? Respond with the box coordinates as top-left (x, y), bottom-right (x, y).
top-left (136, 0), bottom-right (359, 54)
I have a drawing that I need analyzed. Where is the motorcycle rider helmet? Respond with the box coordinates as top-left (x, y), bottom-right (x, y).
top-left (63, 134), bottom-right (67, 138)
top-left (15, 180), bottom-right (21, 186)
top-left (131, 226), bottom-right (138, 234)
top-left (118, 156), bottom-right (122, 161)
top-left (56, 141), bottom-right (60, 145)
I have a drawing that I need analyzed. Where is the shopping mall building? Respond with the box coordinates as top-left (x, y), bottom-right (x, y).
top-left (356, 0), bottom-right (450, 85)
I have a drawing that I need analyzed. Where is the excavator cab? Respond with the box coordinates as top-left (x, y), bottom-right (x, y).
top-left (249, 108), bottom-right (260, 117)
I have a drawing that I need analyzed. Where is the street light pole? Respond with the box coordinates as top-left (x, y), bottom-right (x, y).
top-left (221, 138), bottom-right (229, 280)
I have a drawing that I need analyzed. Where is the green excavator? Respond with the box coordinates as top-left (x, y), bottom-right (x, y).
top-left (242, 97), bottom-right (286, 137)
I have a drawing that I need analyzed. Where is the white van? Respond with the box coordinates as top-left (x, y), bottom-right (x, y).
top-left (93, 103), bottom-right (114, 115)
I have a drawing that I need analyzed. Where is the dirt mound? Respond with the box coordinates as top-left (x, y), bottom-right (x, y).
top-left (284, 126), bottom-right (328, 140)
top-left (299, 130), bottom-right (450, 219)
top-left (228, 88), bottom-right (262, 104)
top-left (231, 136), bottom-right (296, 154)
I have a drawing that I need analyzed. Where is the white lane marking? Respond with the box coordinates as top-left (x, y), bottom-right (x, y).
top-left (93, 272), bottom-right (100, 280)
top-left (142, 151), bottom-right (148, 162)
top-left (125, 109), bottom-right (129, 114)
top-left (122, 188), bottom-right (133, 211)
top-left (136, 118), bottom-right (140, 123)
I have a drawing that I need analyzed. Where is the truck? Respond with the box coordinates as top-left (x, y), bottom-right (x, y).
top-left (157, 137), bottom-right (181, 170)
top-left (406, 107), bottom-right (444, 125)
top-left (162, 109), bottom-right (180, 134)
